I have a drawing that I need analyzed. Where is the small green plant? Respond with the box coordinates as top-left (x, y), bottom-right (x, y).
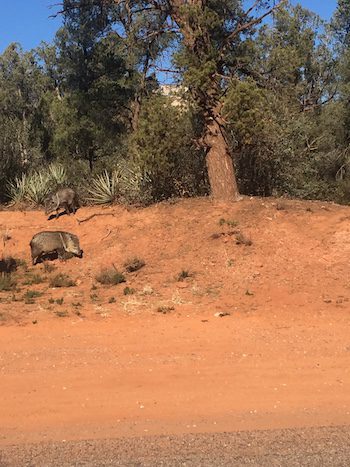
top-left (123, 257), bottom-right (145, 273)
top-left (56, 298), bottom-right (64, 305)
top-left (23, 290), bottom-right (42, 304)
top-left (0, 273), bottom-right (17, 291)
top-left (72, 302), bottom-right (82, 307)
top-left (123, 286), bottom-right (136, 296)
top-left (95, 268), bottom-right (126, 286)
top-left (48, 298), bottom-right (55, 304)
top-left (226, 259), bottom-right (234, 267)
top-left (23, 274), bottom-right (44, 286)
top-left (90, 293), bottom-right (99, 302)
top-left (108, 296), bottom-right (116, 303)
top-left (49, 273), bottom-right (76, 288)
top-left (176, 270), bottom-right (193, 282)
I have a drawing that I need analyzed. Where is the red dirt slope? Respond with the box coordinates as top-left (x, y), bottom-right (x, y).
top-left (1, 197), bottom-right (350, 444)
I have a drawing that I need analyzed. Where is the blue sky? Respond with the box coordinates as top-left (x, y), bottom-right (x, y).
top-left (0, 0), bottom-right (338, 54)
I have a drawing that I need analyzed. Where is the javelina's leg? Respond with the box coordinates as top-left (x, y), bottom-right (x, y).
top-left (65, 202), bottom-right (71, 216)
top-left (57, 248), bottom-right (66, 261)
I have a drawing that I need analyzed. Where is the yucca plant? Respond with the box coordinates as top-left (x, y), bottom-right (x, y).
top-left (48, 163), bottom-right (68, 186)
top-left (25, 172), bottom-right (51, 205)
top-left (86, 169), bottom-right (122, 205)
top-left (7, 174), bottom-right (28, 205)
top-left (119, 165), bottom-right (150, 202)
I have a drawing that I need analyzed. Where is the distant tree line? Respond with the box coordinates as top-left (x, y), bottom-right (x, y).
top-left (1, 0), bottom-right (350, 205)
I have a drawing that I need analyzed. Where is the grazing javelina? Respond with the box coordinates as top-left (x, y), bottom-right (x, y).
top-left (45, 188), bottom-right (79, 219)
top-left (30, 231), bottom-right (83, 265)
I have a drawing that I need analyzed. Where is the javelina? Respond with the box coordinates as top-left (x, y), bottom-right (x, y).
top-left (45, 188), bottom-right (79, 219)
top-left (30, 231), bottom-right (83, 265)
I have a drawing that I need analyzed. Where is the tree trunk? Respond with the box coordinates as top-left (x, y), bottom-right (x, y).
top-left (204, 117), bottom-right (240, 202)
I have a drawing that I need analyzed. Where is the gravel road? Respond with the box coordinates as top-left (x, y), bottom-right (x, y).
top-left (2, 425), bottom-right (350, 466)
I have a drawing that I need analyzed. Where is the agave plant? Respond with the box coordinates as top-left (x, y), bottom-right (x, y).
top-left (86, 169), bottom-right (122, 205)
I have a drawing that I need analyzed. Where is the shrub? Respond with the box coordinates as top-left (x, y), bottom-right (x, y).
top-left (49, 273), bottom-right (76, 288)
top-left (23, 273), bottom-right (44, 285)
top-left (123, 287), bottom-right (135, 295)
top-left (95, 267), bottom-right (126, 285)
top-left (0, 273), bottom-right (17, 291)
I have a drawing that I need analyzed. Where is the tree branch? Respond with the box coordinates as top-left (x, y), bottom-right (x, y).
top-left (222, 0), bottom-right (287, 50)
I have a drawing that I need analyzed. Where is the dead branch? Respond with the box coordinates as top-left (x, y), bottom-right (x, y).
top-left (76, 213), bottom-right (116, 224)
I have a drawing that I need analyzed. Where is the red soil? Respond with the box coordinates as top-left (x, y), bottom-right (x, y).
top-left (1, 197), bottom-right (350, 444)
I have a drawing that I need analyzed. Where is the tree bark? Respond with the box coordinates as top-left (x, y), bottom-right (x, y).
top-left (204, 117), bottom-right (240, 201)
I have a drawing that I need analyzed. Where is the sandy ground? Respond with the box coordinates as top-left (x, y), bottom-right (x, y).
top-left (1, 197), bottom-right (350, 446)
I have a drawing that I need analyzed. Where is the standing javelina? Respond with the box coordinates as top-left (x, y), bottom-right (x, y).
top-left (30, 231), bottom-right (83, 265)
top-left (45, 188), bottom-right (79, 219)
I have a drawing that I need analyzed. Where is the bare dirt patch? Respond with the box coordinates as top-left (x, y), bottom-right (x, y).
top-left (1, 197), bottom-right (350, 444)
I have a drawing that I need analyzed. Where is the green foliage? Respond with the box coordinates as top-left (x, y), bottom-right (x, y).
top-left (123, 287), bottom-right (135, 296)
top-left (1, 1), bottom-right (350, 206)
top-left (131, 94), bottom-right (207, 200)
